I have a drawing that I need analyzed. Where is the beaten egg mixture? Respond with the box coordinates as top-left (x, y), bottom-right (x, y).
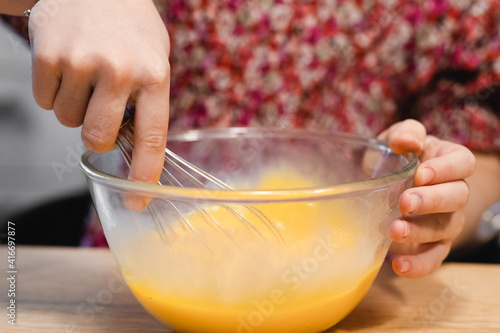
top-left (121, 169), bottom-right (383, 333)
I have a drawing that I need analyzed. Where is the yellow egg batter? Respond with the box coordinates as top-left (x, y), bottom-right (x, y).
top-left (129, 265), bottom-right (379, 333)
top-left (122, 168), bottom-right (384, 333)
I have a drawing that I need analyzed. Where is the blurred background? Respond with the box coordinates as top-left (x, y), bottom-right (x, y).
top-left (0, 22), bottom-right (88, 240)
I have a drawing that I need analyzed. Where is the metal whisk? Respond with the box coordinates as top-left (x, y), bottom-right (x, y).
top-left (116, 107), bottom-right (282, 244)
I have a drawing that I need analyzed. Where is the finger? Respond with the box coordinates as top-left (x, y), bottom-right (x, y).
top-left (81, 79), bottom-right (129, 153)
top-left (389, 211), bottom-right (465, 244)
top-left (391, 242), bottom-right (451, 278)
top-left (398, 180), bottom-right (469, 215)
top-left (388, 241), bottom-right (420, 256)
top-left (31, 53), bottom-right (61, 110)
top-left (377, 119), bottom-right (426, 154)
top-left (125, 80), bottom-right (170, 211)
top-left (414, 142), bottom-right (476, 186)
top-left (128, 88), bottom-right (170, 184)
top-left (53, 68), bottom-right (93, 127)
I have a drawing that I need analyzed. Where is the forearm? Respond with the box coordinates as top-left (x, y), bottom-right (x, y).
top-left (0, 0), bottom-right (38, 16)
top-left (453, 152), bottom-right (500, 250)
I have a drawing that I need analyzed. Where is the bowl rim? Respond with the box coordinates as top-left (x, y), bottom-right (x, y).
top-left (79, 127), bottom-right (418, 203)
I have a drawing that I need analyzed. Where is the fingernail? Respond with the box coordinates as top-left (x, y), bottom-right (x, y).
top-left (124, 194), bottom-right (147, 211)
top-left (401, 219), bottom-right (410, 238)
top-left (392, 219), bottom-right (410, 239)
top-left (409, 193), bottom-right (422, 214)
top-left (419, 167), bottom-right (435, 185)
top-left (400, 260), bottom-right (411, 273)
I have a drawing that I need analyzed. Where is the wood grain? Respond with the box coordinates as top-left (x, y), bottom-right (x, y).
top-left (0, 246), bottom-right (499, 332)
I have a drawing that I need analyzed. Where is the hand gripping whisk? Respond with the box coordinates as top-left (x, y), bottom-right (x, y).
top-left (116, 107), bottom-right (283, 244)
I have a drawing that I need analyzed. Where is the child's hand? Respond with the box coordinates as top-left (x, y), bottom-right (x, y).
top-left (379, 120), bottom-right (476, 278)
top-left (28, 0), bottom-right (171, 188)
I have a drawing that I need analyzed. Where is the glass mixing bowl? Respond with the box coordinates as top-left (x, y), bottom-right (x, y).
top-left (80, 127), bottom-right (417, 333)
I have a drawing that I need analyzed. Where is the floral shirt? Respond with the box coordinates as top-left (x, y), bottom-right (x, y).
top-left (157, 0), bottom-right (500, 151)
top-left (3, 0), bottom-right (500, 246)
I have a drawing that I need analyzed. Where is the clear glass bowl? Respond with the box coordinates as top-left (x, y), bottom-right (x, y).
top-left (80, 127), bottom-right (417, 333)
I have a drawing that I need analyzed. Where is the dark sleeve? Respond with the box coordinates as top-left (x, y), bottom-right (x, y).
top-left (1, 15), bottom-right (30, 42)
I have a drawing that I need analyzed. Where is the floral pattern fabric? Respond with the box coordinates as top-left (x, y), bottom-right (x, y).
top-left (159, 0), bottom-right (500, 151)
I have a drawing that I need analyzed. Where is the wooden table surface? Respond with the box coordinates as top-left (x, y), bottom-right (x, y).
top-left (0, 246), bottom-right (499, 332)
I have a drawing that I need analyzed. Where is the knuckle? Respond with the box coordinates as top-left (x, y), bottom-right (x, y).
top-left (424, 190), bottom-right (441, 211)
top-left (98, 55), bottom-right (132, 85)
top-left (422, 136), bottom-right (439, 153)
top-left (137, 128), bottom-right (167, 151)
top-left (440, 162), bottom-right (456, 181)
top-left (33, 48), bottom-right (59, 67)
top-left (81, 127), bottom-right (114, 152)
top-left (449, 143), bottom-right (476, 175)
top-left (32, 55), bottom-right (59, 110)
top-left (64, 54), bottom-right (93, 75)
top-left (142, 61), bottom-right (171, 88)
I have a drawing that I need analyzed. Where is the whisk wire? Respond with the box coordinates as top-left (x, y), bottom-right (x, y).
top-left (117, 111), bottom-right (283, 244)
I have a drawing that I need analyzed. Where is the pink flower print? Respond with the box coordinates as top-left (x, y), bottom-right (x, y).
top-left (427, 0), bottom-right (450, 16)
top-left (405, 4), bottom-right (425, 26)
top-left (307, 27), bottom-right (321, 44)
top-left (255, 14), bottom-right (271, 40)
